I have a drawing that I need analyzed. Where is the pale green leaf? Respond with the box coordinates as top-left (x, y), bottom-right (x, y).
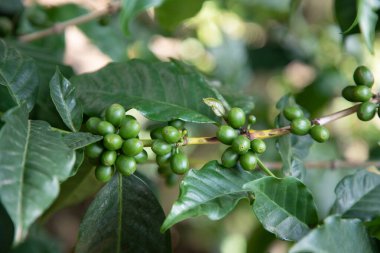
top-left (290, 215), bottom-right (378, 252)
top-left (161, 161), bottom-right (263, 232)
top-left (244, 176), bottom-right (318, 241)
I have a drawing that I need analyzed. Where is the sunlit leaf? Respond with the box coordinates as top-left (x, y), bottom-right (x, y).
top-left (161, 161), bottom-right (262, 232)
top-left (244, 176), bottom-right (318, 241)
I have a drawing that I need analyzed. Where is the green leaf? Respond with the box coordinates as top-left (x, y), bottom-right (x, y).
top-left (161, 161), bottom-right (263, 232)
top-left (335, 0), bottom-right (359, 34)
top-left (0, 200), bottom-right (14, 253)
top-left (63, 132), bottom-right (102, 150)
top-left (330, 168), bottom-right (380, 220)
top-left (120, 0), bottom-right (164, 35)
top-left (365, 216), bottom-right (380, 240)
top-left (43, 159), bottom-right (102, 220)
top-left (49, 68), bottom-right (83, 132)
top-left (222, 93), bottom-right (255, 114)
top-left (0, 40), bottom-right (39, 111)
top-left (203, 98), bottom-right (226, 117)
top-left (357, 0), bottom-right (380, 53)
top-left (156, 0), bottom-right (205, 30)
top-left (75, 173), bottom-right (171, 253)
top-left (243, 176), bottom-right (318, 241)
top-left (290, 215), bottom-right (378, 252)
top-left (334, 0), bottom-right (380, 53)
top-left (10, 226), bottom-right (62, 253)
top-left (275, 95), bottom-right (313, 180)
top-left (71, 59), bottom-right (220, 123)
top-left (0, 105), bottom-right (75, 242)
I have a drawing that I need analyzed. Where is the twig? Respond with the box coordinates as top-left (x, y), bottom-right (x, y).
top-left (18, 2), bottom-right (121, 42)
top-left (264, 160), bottom-right (380, 170)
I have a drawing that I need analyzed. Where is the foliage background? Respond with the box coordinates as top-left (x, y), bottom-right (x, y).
top-left (2, 0), bottom-right (380, 252)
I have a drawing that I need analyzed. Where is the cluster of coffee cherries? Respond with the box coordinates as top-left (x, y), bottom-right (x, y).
top-left (84, 104), bottom-right (147, 182)
top-left (150, 120), bottom-right (189, 183)
top-left (216, 107), bottom-right (266, 171)
top-left (342, 65), bottom-right (378, 121)
top-left (283, 105), bottom-right (329, 142)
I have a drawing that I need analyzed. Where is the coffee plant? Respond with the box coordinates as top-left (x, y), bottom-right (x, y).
top-left (1, 0), bottom-right (380, 252)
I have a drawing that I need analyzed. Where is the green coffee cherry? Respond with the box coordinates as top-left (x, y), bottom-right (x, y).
top-left (353, 66), bottom-right (374, 87)
top-left (150, 126), bottom-right (164, 140)
top-left (97, 121), bottom-right (115, 136)
top-left (251, 139), bottom-right (266, 154)
top-left (156, 152), bottom-right (172, 169)
top-left (216, 125), bottom-right (238, 145)
top-left (85, 117), bottom-right (101, 134)
top-left (105, 103), bottom-right (125, 127)
top-left (95, 165), bottom-right (113, 182)
top-left (309, 125), bottom-right (330, 143)
top-left (239, 151), bottom-right (257, 171)
top-left (85, 143), bottom-right (103, 158)
top-left (170, 152), bottom-right (189, 175)
top-left (291, 118), bottom-right (311, 136)
top-left (101, 150), bottom-right (117, 166)
top-left (248, 115), bottom-right (257, 125)
top-left (116, 155), bottom-right (136, 176)
top-left (134, 149), bottom-right (148, 163)
top-left (122, 138), bottom-right (144, 156)
top-left (119, 118), bottom-right (141, 139)
top-left (227, 107), bottom-right (246, 129)
top-left (152, 139), bottom-right (172, 156)
top-left (353, 86), bottom-right (372, 102)
top-left (357, 101), bottom-right (377, 121)
top-left (103, 133), bottom-right (123, 151)
top-left (231, 135), bottom-right (251, 155)
top-left (342, 86), bottom-right (357, 102)
top-left (283, 106), bottom-right (303, 121)
top-left (221, 148), bottom-right (239, 168)
top-left (162, 126), bottom-right (181, 144)
top-left (169, 119), bottom-right (185, 129)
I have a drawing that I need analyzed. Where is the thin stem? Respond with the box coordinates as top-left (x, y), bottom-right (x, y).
top-left (257, 158), bottom-right (277, 177)
top-left (18, 2), bottom-right (121, 42)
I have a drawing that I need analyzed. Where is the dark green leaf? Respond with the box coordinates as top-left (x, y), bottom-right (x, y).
top-left (0, 200), bottom-right (14, 253)
top-left (357, 0), bottom-right (380, 53)
top-left (275, 95), bottom-right (313, 180)
top-left (161, 161), bottom-right (263, 232)
top-left (75, 173), bottom-right (171, 253)
top-left (156, 0), bottom-right (205, 30)
top-left (71, 59), bottom-right (220, 123)
top-left (70, 149), bottom-right (84, 177)
top-left (290, 215), bottom-right (378, 252)
top-left (50, 68), bottom-right (83, 132)
top-left (0, 105), bottom-right (75, 242)
top-left (222, 93), bottom-right (255, 114)
top-left (365, 216), bottom-right (380, 240)
top-left (330, 168), bottom-right (380, 220)
top-left (0, 0), bottom-right (23, 15)
top-left (43, 159), bottom-right (102, 220)
top-left (334, 0), bottom-right (359, 34)
top-left (120, 0), bottom-right (164, 35)
top-left (0, 40), bottom-right (39, 112)
top-left (15, 41), bottom-right (74, 128)
top-left (244, 176), bottom-right (318, 241)
top-left (63, 132), bottom-right (102, 150)
top-left (10, 226), bottom-right (62, 253)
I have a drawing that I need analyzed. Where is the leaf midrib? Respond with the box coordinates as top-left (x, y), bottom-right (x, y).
top-left (16, 120), bottom-right (31, 241)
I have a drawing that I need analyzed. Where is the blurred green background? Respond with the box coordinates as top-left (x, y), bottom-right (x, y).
top-left (3, 0), bottom-right (380, 252)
